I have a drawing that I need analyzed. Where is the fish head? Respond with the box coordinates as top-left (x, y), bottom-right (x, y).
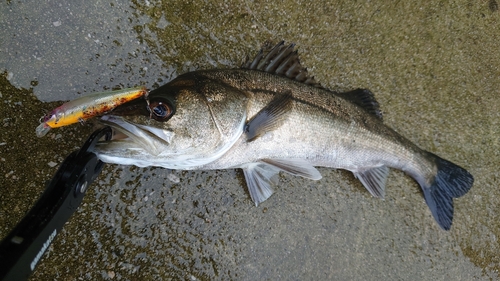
top-left (94, 73), bottom-right (248, 169)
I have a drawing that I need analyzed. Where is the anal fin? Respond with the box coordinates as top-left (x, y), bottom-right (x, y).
top-left (353, 166), bottom-right (389, 198)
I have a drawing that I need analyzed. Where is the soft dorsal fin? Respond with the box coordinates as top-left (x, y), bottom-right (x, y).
top-left (241, 41), bottom-right (322, 88)
top-left (336, 89), bottom-right (383, 119)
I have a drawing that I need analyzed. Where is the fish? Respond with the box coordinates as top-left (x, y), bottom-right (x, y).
top-left (87, 41), bottom-right (473, 230)
top-left (36, 86), bottom-right (147, 137)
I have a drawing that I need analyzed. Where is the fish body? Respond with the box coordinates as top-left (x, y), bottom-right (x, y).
top-left (90, 42), bottom-right (473, 230)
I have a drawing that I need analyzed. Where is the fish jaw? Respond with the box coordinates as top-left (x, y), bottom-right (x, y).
top-left (94, 113), bottom-right (247, 170)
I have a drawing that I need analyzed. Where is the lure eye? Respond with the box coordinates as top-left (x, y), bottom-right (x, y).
top-left (148, 100), bottom-right (174, 121)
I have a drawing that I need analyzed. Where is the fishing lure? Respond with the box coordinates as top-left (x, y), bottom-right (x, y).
top-left (36, 87), bottom-right (147, 137)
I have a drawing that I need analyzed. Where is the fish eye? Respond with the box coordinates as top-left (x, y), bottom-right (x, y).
top-left (148, 100), bottom-right (174, 121)
top-left (153, 104), bottom-right (167, 116)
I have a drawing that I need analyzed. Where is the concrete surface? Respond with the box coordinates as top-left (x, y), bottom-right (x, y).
top-left (0, 0), bottom-right (499, 280)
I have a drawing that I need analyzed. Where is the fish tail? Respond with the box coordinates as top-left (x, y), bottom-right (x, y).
top-left (420, 153), bottom-right (474, 230)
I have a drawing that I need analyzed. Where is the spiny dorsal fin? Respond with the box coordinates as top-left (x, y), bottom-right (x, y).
top-left (242, 41), bottom-right (383, 120)
top-left (336, 89), bottom-right (383, 120)
top-left (242, 41), bottom-right (322, 88)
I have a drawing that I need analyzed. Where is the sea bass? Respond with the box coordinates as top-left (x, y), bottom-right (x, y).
top-left (90, 41), bottom-right (472, 230)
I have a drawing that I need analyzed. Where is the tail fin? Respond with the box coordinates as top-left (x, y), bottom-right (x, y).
top-left (420, 153), bottom-right (474, 230)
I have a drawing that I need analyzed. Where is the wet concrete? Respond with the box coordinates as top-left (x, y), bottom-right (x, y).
top-left (1, 0), bottom-right (499, 280)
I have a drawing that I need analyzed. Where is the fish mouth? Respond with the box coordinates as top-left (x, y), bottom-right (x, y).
top-left (96, 115), bottom-right (173, 156)
top-left (95, 114), bottom-right (245, 170)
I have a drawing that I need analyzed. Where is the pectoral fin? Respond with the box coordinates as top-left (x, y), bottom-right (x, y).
top-left (245, 92), bottom-right (293, 141)
top-left (353, 166), bottom-right (389, 198)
